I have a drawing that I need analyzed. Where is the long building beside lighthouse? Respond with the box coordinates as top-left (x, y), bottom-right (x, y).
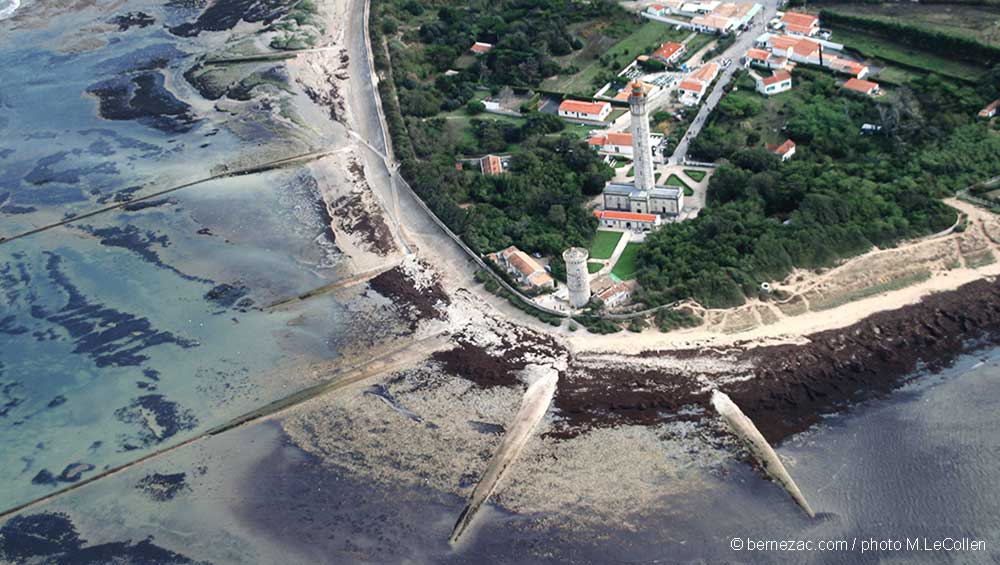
top-left (601, 81), bottom-right (682, 231)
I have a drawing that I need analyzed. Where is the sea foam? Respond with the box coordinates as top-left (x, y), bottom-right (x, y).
top-left (0, 0), bottom-right (20, 20)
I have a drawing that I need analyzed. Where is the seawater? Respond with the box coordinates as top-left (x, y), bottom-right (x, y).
top-left (0, 0), bottom-right (353, 510)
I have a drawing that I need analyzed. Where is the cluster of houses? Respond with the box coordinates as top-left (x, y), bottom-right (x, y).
top-left (647, 1), bottom-right (761, 35)
top-left (678, 62), bottom-right (720, 105)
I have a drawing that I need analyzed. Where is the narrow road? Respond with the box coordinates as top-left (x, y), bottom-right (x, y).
top-left (670, 0), bottom-right (782, 164)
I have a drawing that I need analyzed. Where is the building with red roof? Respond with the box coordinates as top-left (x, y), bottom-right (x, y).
top-left (593, 209), bottom-right (662, 233)
top-left (469, 42), bottom-right (493, 54)
top-left (486, 245), bottom-right (554, 290)
top-left (756, 70), bottom-right (792, 96)
top-left (558, 99), bottom-right (611, 122)
top-left (480, 155), bottom-right (503, 176)
top-left (842, 77), bottom-right (880, 96)
top-left (588, 132), bottom-right (634, 156)
top-left (979, 99), bottom-right (1000, 118)
top-left (678, 62), bottom-right (719, 106)
top-left (652, 41), bottom-right (686, 64)
top-left (767, 139), bottom-right (796, 161)
top-left (780, 11), bottom-right (819, 36)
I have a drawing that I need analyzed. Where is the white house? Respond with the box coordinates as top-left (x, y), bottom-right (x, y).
top-left (978, 99), bottom-right (999, 118)
top-left (588, 132), bottom-right (634, 157)
top-left (826, 56), bottom-right (869, 79)
top-left (767, 139), bottom-right (796, 161)
top-left (487, 246), bottom-right (554, 290)
top-left (593, 209), bottom-right (662, 234)
top-left (596, 279), bottom-right (639, 308)
top-left (779, 11), bottom-right (820, 36)
top-left (756, 70), bottom-right (792, 96)
top-left (677, 62), bottom-right (719, 106)
top-left (470, 42), bottom-right (493, 55)
top-left (652, 41), bottom-right (686, 64)
top-left (558, 99), bottom-right (611, 122)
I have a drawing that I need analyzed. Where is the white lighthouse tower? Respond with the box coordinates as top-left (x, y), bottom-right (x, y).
top-left (563, 247), bottom-right (591, 308)
top-left (627, 81), bottom-right (655, 193)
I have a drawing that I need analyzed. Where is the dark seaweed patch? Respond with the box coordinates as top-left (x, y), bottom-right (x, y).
top-left (0, 512), bottom-right (203, 564)
top-left (31, 253), bottom-right (198, 367)
top-left (0, 315), bottom-right (28, 335)
top-left (98, 44), bottom-right (186, 75)
top-left (31, 469), bottom-right (57, 486)
top-left (77, 224), bottom-right (210, 284)
top-left (121, 197), bottom-right (176, 212)
top-left (137, 472), bottom-right (189, 501)
top-left (109, 12), bottom-right (156, 31)
top-left (23, 151), bottom-right (118, 186)
top-left (0, 381), bottom-right (24, 418)
top-left (114, 395), bottom-right (198, 450)
top-left (86, 72), bottom-right (197, 133)
top-left (169, 0), bottom-right (298, 36)
top-left (204, 283), bottom-right (254, 312)
top-left (47, 396), bottom-right (67, 409)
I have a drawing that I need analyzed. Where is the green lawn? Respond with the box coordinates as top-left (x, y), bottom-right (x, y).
top-left (831, 27), bottom-right (986, 82)
top-left (542, 21), bottom-right (688, 94)
top-left (587, 261), bottom-right (604, 273)
top-left (683, 169), bottom-right (707, 182)
top-left (610, 242), bottom-right (641, 281)
top-left (589, 230), bottom-right (624, 260)
top-left (681, 33), bottom-right (715, 62)
top-left (665, 173), bottom-right (691, 188)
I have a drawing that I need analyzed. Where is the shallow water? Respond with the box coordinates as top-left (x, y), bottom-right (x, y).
top-left (0, 0), bottom-right (358, 511)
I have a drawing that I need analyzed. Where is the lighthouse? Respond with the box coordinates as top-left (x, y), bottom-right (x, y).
top-left (628, 81), bottom-right (656, 194)
top-left (562, 247), bottom-right (591, 308)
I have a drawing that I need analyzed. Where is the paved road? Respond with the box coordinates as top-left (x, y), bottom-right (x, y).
top-left (669, 0), bottom-right (783, 165)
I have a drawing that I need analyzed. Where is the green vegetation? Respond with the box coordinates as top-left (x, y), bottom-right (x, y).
top-left (587, 261), bottom-right (604, 273)
top-left (665, 173), bottom-right (694, 196)
top-left (810, 271), bottom-right (932, 311)
top-left (821, 9), bottom-right (1000, 70)
top-left (655, 307), bottom-right (702, 332)
top-left (589, 230), bottom-right (624, 259)
top-left (832, 28), bottom-right (987, 82)
top-left (684, 169), bottom-right (707, 182)
top-left (637, 65), bottom-right (1000, 308)
top-left (814, 3), bottom-right (1000, 48)
top-left (611, 242), bottom-right (641, 280)
top-left (543, 21), bottom-right (688, 94)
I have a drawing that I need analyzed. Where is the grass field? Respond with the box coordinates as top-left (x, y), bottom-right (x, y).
top-left (815, 3), bottom-right (1000, 47)
top-left (587, 261), bottom-right (604, 273)
top-left (683, 169), bottom-right (707, 182)
top-left (589, 230), bottom-right (624, 260)
top-left (542, 21), bottom-right (688, 94)
top-left (611, 242), bottom-right (641, 281)
top-left (665, 173), bottom-right (690, 188)
top-left (831, 27), bottom-right (987, 82)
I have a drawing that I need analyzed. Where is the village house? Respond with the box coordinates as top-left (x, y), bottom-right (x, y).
top-left (979, 99), bottom-right (1000, 118)
top-left (593, 209), bottom-right (662, 234)
top-left (744, 47), bottom-right (787, 70)
top-left (480, 154), bottom-right (504, 175)
top-left (678, 62), bottom-right (720, 106)
top-left (691, 2), bottom-right (759, 33)
top-left (469, 42), bottom-right (493, 55)
top-left (779, 11), bottom-right (820, 37)
top-left (767, 139), bottom-right (796, 161)
top-left (756, 70), bottom-right (792, 96)
top-left (760, 34), bottom-right (823, 65)
top-left (843, 77), bottom-right (880, 97)
top-left (646, 1), bottom-right (683, 16)
top-left (826, 56), bottom-right (869, 79)
top-left (588, 132), bottom-right (634, 157)
top-left (679, 1), bottom-right (721, 15)
top-left (558, 99), bottom-right (611, 122)
top-left (487, 246), bottom-right (554, 290)
top-left (596, 279), bottom-right (640, 308)
top-left (652, 41), bottom-right (686, 65)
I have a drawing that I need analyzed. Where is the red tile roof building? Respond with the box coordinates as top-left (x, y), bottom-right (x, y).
top-left (588, 132), bottom-right (634, 156)
top-left (756, 70), bottom-right (792, 95)
top-left (780, 11), bottom-right (820, 36)
top-left (470, 42), bottom-right (493, 54)
top-left (843, 77), bottom-right (880, 96)
top-left (593, 209), bottom-right (662, 232)
top-left (480, 154), bottom-right (503, 175)
top-left (558, 99), bottom-right (612, 122)
top-left (767, 139), bottom-right (796, 161)
top-left (979, 99), bottom-right (1000, 118)
top-left (652, 41), bottom-right (686, 64)
top-left (487, 246), bottom-right (554, 289)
